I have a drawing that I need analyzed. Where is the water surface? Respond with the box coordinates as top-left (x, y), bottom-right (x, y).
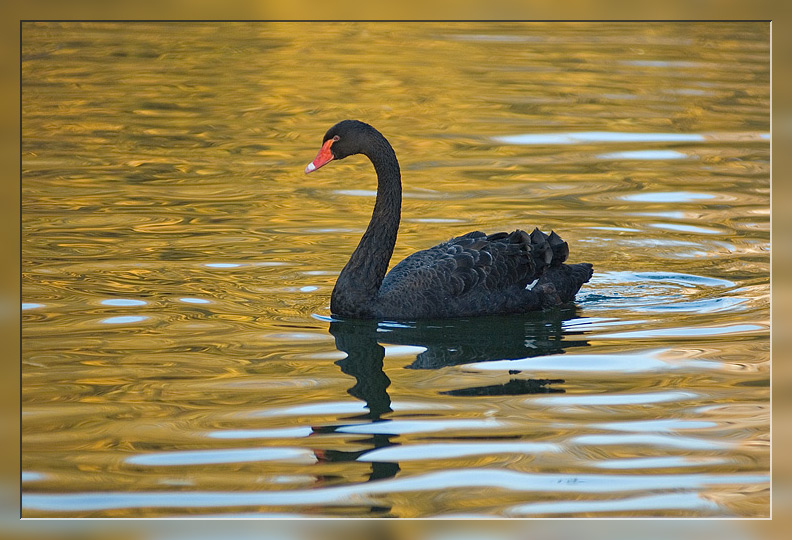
top-left (22, 22), bottom-right (769, 518)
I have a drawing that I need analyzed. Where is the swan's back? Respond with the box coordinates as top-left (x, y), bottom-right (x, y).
top-left (376, 228), bottom-right (587, 319)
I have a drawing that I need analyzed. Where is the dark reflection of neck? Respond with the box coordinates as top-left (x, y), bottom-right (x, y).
top-left (331, 319), bottom-right (392, 420)
top-left (329, 319), bottom-right (400, 487)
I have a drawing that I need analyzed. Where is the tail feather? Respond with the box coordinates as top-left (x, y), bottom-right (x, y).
top-left (457, 227), bottom-right (591, 308)
top-left (526, 228), bottom-right (570, 270)
top-left (536, 262), bottom-right (593, 305)
top-left (547, 230), bottom-right (569, 264)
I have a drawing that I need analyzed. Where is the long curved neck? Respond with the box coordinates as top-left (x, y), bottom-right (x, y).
top-left (332, 135), bottom-right (401, 318)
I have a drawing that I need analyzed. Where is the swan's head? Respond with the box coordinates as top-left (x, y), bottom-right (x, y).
top-left (304, 120), bottom-right (377, 174)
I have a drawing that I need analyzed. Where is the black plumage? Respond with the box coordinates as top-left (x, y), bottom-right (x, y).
top-left (305, 120), bottom-right (593, 319)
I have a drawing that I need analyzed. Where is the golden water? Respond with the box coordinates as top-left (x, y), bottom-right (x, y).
top-left (22, 22), bottom-right (769, 517)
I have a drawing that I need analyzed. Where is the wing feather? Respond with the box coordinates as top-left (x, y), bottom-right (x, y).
top-left (378, 228), bottom-right (575, 316)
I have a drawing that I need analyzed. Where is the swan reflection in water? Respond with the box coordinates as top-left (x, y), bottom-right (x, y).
top-left (312, 307), bottom-right (589, 499)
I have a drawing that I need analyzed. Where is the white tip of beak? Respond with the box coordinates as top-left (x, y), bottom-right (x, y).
top-left (304, 162), bottom-right (316, 174)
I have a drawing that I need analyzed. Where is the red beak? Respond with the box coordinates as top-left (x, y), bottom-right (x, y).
top-left (305, 139), bottom-right (335, 174)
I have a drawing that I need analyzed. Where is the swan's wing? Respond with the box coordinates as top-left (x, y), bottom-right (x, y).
top-left (381, 228), bottom-right (570, 299)
top-left (444, 229), bottom-right (569, 296)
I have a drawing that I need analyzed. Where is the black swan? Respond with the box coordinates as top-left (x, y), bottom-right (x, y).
top-left (305, 120), bottom-right (593, 319)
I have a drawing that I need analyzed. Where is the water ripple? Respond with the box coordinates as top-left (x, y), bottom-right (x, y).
top-left (206, 427), bottom-right (314, 439)
top-left (337, 418), bottom-right (510, 436)
top-left (100, 299), bottom-right (147, 306)
top-left (127, 447), bottom-right (317, 466)
top-left (507, 492), bottom-right (721, 516)
top-left (595, 323), bottom-right (764, 340)
top-left (358, 441), bottom-right (560, 462)
top-left (597, 150), bottom-right (689, 160)
top-left (532, 391), bottom-right (697, 406)
top-left (492, 131), bottom-right (766, 145)
top-left (23, 469), bottom-right (768, 513)
top-left (462, 350), bottom-right (672, 374)
top-left (99, 315), bottom-right (149, 324)
top-left (571, 433), bottom-right (731, 451)
top-left (593, 456), bottom-right (728, 470)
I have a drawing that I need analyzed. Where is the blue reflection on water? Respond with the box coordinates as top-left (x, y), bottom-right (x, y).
top-left (598, 323), bottom-right (763, 339)
top-left (533, 391), bottom-right (697, 406)
top-left (358, 441), bottom-right (560, 462)
top-left (207, 426), bottom-right (313, 439)
top-left (464, 350), bottom-right (671, 373)
top-left (508, 491), bottom-right (720, 516)
top-left (649, 223), bottom-right (721, 234)
top-left (22, 471), bottom-right (46, 482)
top-left (593, 456), bottom-right (726, 469)
top-left (337, 418), bottom-right (508, 436)
top-left (493, 132), bottom-right (705, 145)
top-left (598, 271), bottom-right (733, 288)
top-left (571, 433), bottom-right (729, 450)
top-left (299, 286), bottom-right (318, 292)
top-left (22, 469), bottom-right (769, 512)
top-left (100, 316), bottom-right (148, 324)
top-left (179, 297), bottom-right (211, 304)
top-left (100, 299), bottom-right (146, 306)
top-left (597, 150), bottom-right (688, 160)
top-left (622, 59), bottom-right (705, 68)
top-left (593, 419), bottom-right (717, 432)
top-left (127, 447), bottom-right (316, 466)
top-left (622, 192), bottom-right (716, 203)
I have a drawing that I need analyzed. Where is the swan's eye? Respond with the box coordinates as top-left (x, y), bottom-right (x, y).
top-left (332, 135), bottom-right (340, 142)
